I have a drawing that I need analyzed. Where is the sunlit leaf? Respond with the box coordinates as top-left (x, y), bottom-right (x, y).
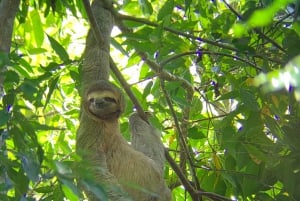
top-left (30, 10), bottom-right (44, 47)
top-left (247, 0), bottom-right (293, 27)
top-left (44, 76), bottom-right (59, 109)
top-left (47, 34), bottom-right (69, 62)
top-left (157, 0), bottom-right (174, 21)
top-left (142, 81), bottom-right (153, 98)
top-left (138, 0), bottom-right (153, 16)
top-left (61, 183), bottom-right (80, 201)
top-left (187, 127), bottom-right (205, 139)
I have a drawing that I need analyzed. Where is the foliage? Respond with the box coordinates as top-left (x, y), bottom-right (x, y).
top-left (1, 0), bottom-right (300, 200)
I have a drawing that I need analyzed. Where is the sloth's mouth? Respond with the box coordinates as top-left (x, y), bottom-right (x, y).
top-left (89, 97), bottom-right (117, 108)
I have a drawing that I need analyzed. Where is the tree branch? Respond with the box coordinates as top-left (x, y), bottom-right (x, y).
top-left (114, 11), bottom-right (283, 65)
top-left (109, 57), bottom-right (148, 121)
top-left (0, 0), bottom-right (21, 195)
top-left (0, 0), bottom-right (20, 53)
top-left (160, 50), bottom-right (262, 71)
top-left (117, 13), bottom-right (238, 52)
top-left (138, 51), bottom-right (194, 95)
top-left (160, 79), bottom-right (202, 200)
top-left (222, 0), bottom-right (286, 53)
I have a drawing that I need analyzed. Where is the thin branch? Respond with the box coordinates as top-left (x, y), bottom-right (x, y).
top-left (166, 149), bottom-right (235, 201)
top-left (222, 0), bottom-right (286, 53)
top-left (188, 114), bottom-right (228, 124)
top-left (117, 14), bottom-right (238, 52)
top-left (164, 149), bottom-right (199, 200)
top-left (109, 57), bottom-right (148, 122)
top-left (115, 13), bottom-right (282, 65)
top-left (139, 51), bottom-right (194, 95)
top-left (160, 50), bottom-right (263, 71)
top-left (160, 79), bottom-right (202, 201)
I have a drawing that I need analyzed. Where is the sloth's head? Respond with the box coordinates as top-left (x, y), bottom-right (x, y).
top-left (84, 80), bottom-right (125, 121)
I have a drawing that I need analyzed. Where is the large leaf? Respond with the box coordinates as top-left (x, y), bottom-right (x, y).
top-left (30, 10), bottom-right (44, 47)
top-left (157, 0), bottom-right (174, 21)
top-left (47, 34), bottom-right (69, 62)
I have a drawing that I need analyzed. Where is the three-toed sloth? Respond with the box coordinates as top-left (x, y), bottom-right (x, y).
top-left (76, 80), bottom-right (171, 201)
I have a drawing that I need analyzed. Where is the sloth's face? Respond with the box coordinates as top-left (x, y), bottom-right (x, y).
top-left (87, 90), bottom-right (122, 120)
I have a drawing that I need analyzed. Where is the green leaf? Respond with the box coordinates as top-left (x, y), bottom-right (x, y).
top-left (247, 8), bottom-right (274, 27)
top-left (0, 110), bottom-right (10, 126)
top-left (27, 47), bottom-right (47, 55)
top-left (81, 179), bottom-right (108, 200)
top-left (240, 89), bottom-right (260, 111)
top-left (240, 162), bottom-right (261, 196)
top-left (44, 76), bottom-right (59, 109)
top-left (61, 183), bottom-right (80, 201)
top-left (247, 0), bottom-right (293, 27)
top-left (19, 80), bottom-right (38, 101)
top-left (7, 168), bottom-right (29, 197)
top-left (17, 57), bottom-right (34, 74)
top-left (264, 115), bottom-right (284, 140)
top-left (30, 10), bottom-right (44, 47)
top-left (20, 152), bottom-right (40, 182)
top-left (157, 0), bottom-right (174, 21)
top-left (216, 90), bottom-right (239, 101)
top-left (0, 51), bottom-right (9, 68)
top-left (138, 0), bottom-right (153, 16)
top-left (188, 127), bottom-right (205, 139)
top-left (4, 70), bottom-right (20, 84)
top-left (47, 34), bottom-right (69, 62)
top-left (243, 144), bottom-right (267, 162)
top-left (35, 186), bottom-right (53, 193)
top-left (111, 38), bottom-right (128, 56)
top-left (55, 161), bottom-right (72, 176)
top-left (143, 81), bottom-right (153, 99)
top-left (139, 64), bottom-right (153, 80)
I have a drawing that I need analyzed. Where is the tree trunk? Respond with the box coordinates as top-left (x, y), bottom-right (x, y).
top-left (0, 0), bottom-right (21, 195)
top-left (78, 0), bottom-right (133, 200)
top-left (81, 0), bottom-right (113, 93)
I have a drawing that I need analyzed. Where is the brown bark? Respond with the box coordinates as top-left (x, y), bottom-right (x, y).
top-left (0, 0), bottom-right (20, 53)
top-left (81, 0), bottom-right (113, 93)
top-left (0, 0), bottom-right (20, 195)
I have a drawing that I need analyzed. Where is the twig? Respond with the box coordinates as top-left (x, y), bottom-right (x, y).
top-left (160, 50), bottom-right (262, 71)
top-left (117, 14), bottom-right (238, 52)
top-left (164, 149), bottom-right (199, 201)
top-left (160, 79), bottom-right (201, 201)
top-left (109, 57), bottom-right (148, 122)
top-left (138, 51), bottom-right (194, 95)
top-left (222, 0), bottom-right (286, 53)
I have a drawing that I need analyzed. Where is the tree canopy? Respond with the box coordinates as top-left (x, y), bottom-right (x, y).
top-left (0, 0), bottom-right (300, 200)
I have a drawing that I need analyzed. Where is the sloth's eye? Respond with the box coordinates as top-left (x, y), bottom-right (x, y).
top-left (103, 97), bottom-right (117, 103)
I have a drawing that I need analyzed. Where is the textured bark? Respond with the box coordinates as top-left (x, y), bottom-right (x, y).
top-left (0, 0), bottom-right (20, 93)
top-left (0, 0), bottom-right (21, 196)
top-left (0, 0), bottom-right (20, 53)
top-left (81, 0), bottom-right (113, 94)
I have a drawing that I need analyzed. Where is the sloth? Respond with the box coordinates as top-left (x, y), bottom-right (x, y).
top-left (76, 80), bottom-right (171, 201)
